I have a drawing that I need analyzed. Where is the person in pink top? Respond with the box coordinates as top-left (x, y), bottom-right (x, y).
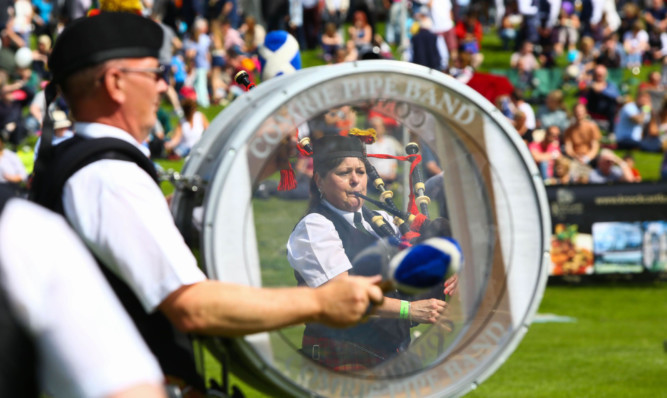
top-left (529, 125), bottom-right (562, 180)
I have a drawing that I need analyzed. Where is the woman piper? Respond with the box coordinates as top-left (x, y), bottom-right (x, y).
top-left (286, 134), bottom-right (447, 370)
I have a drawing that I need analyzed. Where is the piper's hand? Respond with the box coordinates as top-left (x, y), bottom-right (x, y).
top-left (409, 298), bottom-right (447, 324)
top-left (444, 274), bottom-right (458, 296)
top-left (315, 275), bottom-right (384, 328)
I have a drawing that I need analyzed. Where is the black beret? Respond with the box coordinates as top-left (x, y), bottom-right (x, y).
top-left (312, 135), bottom-right (365, 169)
top-left (49, 12), bottom-right (163, 84)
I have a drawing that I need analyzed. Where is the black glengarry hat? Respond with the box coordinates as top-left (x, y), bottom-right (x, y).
top-left (312, 135), bottom-right (365, 168)
top-left (49, 12), bottom-right (163, 84)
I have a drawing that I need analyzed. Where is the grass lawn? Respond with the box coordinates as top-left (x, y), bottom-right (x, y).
top-left (204, 279), bottom-right (667, 397)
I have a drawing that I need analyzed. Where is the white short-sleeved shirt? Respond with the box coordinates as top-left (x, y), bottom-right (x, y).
top-left (62, 122), bottom-right (206, 312)
top-left (287, 200), bottom-right (396, 287)
top-left (0, 198), bottom-right (163, 397)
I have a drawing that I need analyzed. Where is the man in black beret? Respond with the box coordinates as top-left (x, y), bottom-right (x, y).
top-left (30, 11), bottom-right (384, 394)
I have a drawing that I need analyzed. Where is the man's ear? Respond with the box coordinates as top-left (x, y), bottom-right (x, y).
top-left (101, 68), bottom-right (126, 104)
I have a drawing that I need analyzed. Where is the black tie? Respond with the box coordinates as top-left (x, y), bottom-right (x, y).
top-left (354, 212), bottom-right (371, 236)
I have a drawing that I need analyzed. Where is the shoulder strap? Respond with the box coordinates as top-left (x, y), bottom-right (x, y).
top-left (31, 136), bottom-right (159, 213)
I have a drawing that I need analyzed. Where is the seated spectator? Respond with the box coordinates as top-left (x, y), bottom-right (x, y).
top-left (622, 153), bottom-right (642, 182)
top-left (595, 33), bottom-right (623, 69)
top-left (0, 76), bottom-right (30, 146)
top-left (537, 90), bottom-right (569, 133)
top-left (321, 22), bottom-right (343, 63)
top-left (239, 15), bottom-right (266, 54)
top-left (564, 103), bottom-right (601, 166)
top-left (580, 64), bottom-right (621, 131)
top-left (454, 11), bottom-right (483, 54)
top-left (555, 3), bottom-right (580, 55)
top-left (514, 110), bottom-right (533, 144)
top-left (348, 10), bottom-right (373, 53)
top-left (571, 36), bottom-right (597, 83)
top-left (614, 91), bottom-right (652, 150)
top-left (638, 71), bottom-right (664, 92)
top-left (644, 94), bottom-right (667, 153)
top-left (343, 40), bottom-right (359, 62)
top-left (529, 125), bottom-right (562, 180)
top-left (623, 20), bottom-right (649, 73)
top-left (512, 89), bottom-right (536, 130)
top-left (588, 149), bottom-right (635, 183)
top-left (510, 42), bottom-right (540, 89)
top-left (31, 35), bottom-right (52, 80)
top-left (164, 97), bottom-right (210, 158)
top-left (0, 135), bottom-right (26, 188)
top-left (546, 156), bottom-right (575, 185)
top-left (449, 50), bottom-right (476, 84)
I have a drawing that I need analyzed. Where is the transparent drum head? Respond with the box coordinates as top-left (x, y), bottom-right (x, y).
top-left (171, 61), bottom-right (551, 397)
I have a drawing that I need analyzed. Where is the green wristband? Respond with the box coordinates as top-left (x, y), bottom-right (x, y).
top-left (400, 300), bottom-right (410, 320)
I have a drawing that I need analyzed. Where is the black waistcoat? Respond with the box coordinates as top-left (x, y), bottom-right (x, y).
top-left (299, 203), bottom-right (411, 357)
top-left (30, 136), bottom-right (204, 390)
top-left (0, 189), bottom-right (39, 397)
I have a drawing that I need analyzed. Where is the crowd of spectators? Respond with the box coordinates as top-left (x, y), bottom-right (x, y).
top-left (0, 0), bottom-right (666, 186)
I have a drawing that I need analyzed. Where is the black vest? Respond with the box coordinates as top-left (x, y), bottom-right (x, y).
top-left (0, 188), bottom-right (39, 397)
top-left (30, 136), bottom-right (204, 390)
top-left (299, 204), bottom-right (411, 358)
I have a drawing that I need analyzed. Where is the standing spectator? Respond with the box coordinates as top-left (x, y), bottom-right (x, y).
top-left (302, 0), bottom-right (321, 49)
top-left (537, 90), bottom-right (569, 133)
top-left (288, 0), bottom-right (307, 50)
top-left (408, 9), bottom-right (446, 71)
top-left (11, 0), bottom-right (32, 44)
top-left (614, 90), bottom-right (652, 150)
top-left (323, 0), bottom-right (349, 36)
top-left (588, 148), bottom-right (635, 183)
top-left (516, 0), bottom-right (539, 49)
top-left (498, 0), bottom-right (521, 50)
top-left (529, 125), bottom-right (562, 180)
top-left (580, 64), bottom-right (621, 131)
top-left (644, 0), bottom-right (667, 48)
top-left (186, 17), bottom-right (211, 108)
top-left (564, 103), bottom-right (601, 166)
top-left (384, 0), bottom-right (402, 46)
top-left (430, 0), bottom-right (458, 63)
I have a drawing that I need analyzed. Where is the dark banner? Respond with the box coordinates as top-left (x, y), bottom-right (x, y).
top-left (546, 182), bottom-right (667, 276)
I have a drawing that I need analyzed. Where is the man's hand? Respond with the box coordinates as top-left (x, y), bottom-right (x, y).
top-left (314, 275), bottom-right (384, 328)
top-left (409, 298), bottom-right (447, 324)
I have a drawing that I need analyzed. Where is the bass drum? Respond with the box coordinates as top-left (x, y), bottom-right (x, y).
top-left (170, 60), bottom-right (551, 397)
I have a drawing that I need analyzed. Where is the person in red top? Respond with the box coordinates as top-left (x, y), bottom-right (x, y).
top-left (454, 11), bottom-right (483, 52)
top-left (529, 125), bottom-right (562, 180)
